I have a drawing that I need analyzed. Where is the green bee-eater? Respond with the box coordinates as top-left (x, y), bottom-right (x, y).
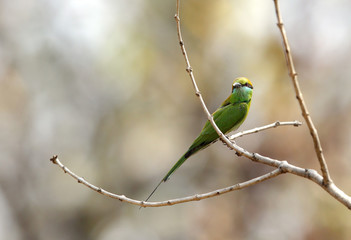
top-left (144, 77), bottom-right (253, 202)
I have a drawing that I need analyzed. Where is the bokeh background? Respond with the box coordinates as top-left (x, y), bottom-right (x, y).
top-left (1, 0), bottom-right (351, 239)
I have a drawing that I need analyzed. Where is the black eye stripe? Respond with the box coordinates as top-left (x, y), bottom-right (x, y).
top-left (233, 82), bottom-right (253, 89)
top-left (244, 83), bottom-right (253, 89)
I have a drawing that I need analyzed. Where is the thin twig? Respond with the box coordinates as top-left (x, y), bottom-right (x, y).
top-left (50, 155), bottom-right (283, 207)
top-left (50, 150), bottom-right (351, 209)
top-left (229, 120), bottom-right (302, 140)
top-left (273, 0), bottom-right (331, 185)
top-left (174, 0), bottom-right (235, 151)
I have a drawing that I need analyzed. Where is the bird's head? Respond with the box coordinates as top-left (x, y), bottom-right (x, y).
top-left (232, 77), bottom-right (253, 93)
top-left (231, 77), bottom-right (253, 103)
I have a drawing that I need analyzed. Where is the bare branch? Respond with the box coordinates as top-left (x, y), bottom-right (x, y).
top-left (273, 0), bottom-right (331, 185)
top-left (174, 0), bottom-right (235, 151)
top-left (49, 0), bottom-right (351, 211)
top-left (50, 147), bottom-right (351, 209)
top-left (50, 155), bottom-right (283, 207)
top-left (229, 120), bottom-right (302, 140)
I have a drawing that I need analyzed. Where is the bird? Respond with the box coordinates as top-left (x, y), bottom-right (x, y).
top-left (143, 77), bottom-right (253, 203)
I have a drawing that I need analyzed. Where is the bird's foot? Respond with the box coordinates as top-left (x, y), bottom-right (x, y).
top-left (219, 136), bottom-right (236, 150)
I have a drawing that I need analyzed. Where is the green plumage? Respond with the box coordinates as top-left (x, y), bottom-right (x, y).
top-left (144, 77), bottom-right (253, 202)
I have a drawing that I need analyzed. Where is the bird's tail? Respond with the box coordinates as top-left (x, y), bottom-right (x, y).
top-left (163, 154), bottom-right (188, 182)
top-left (142, 154), bottom-right (188, 205)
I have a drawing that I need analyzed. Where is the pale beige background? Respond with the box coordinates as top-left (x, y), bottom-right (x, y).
top-left (1, 0), bottom-right (351, 239)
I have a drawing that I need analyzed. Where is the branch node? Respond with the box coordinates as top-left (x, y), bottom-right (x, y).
top-left (252, 152), bottom-right (258, 161)
top-left (274, 121), bottom-right (281, 127)
top-left (186, 66), bottom-right (193, 73)
top-left (50, 155), bottom-right (58, 164)
top-left (195, 194), bottom-right (200, 201)
top-left (304, 168), bottom-right (318, 180)
top-left (290, 72), bottom-right (298, 78)
top-left (195, 90), bottom-right (201, 97)
top-left (304, 168), bottom-right (312, 179)
top-left (294, 121), bottom-right (302, 127)
top-left (235, 151), bottom-right (243, 157)
top-left (97, 188), bottom-right (102, 193)
top-left (322, 178), bottom-right (333, 187)
top-left (303, 111), bottom-right (310, 118)
top-left (278, 161), bottom-right (289, 173)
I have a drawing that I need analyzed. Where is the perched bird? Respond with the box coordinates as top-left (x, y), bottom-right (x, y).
top-left (144, 77), bottom-right (253, 202)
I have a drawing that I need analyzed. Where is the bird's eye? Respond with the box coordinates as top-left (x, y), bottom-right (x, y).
top-left (244, 83), bottom-right (253, 89)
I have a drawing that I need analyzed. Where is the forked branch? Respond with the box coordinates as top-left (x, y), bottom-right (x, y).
top-left (50, 0), bottom-right (351, 210)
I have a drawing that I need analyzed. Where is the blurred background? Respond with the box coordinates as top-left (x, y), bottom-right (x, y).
top-left (1, 0), bottom-right (351, 239)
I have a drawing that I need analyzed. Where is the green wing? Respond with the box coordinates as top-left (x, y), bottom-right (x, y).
top-left (143, 102), bottom-right (250, 202)
top-left (185, 102), bottom-right (249, 159)
top-left (162, 102), bottom-right (249, 181)
top-left (219, 95), bottom-right (231, 108)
